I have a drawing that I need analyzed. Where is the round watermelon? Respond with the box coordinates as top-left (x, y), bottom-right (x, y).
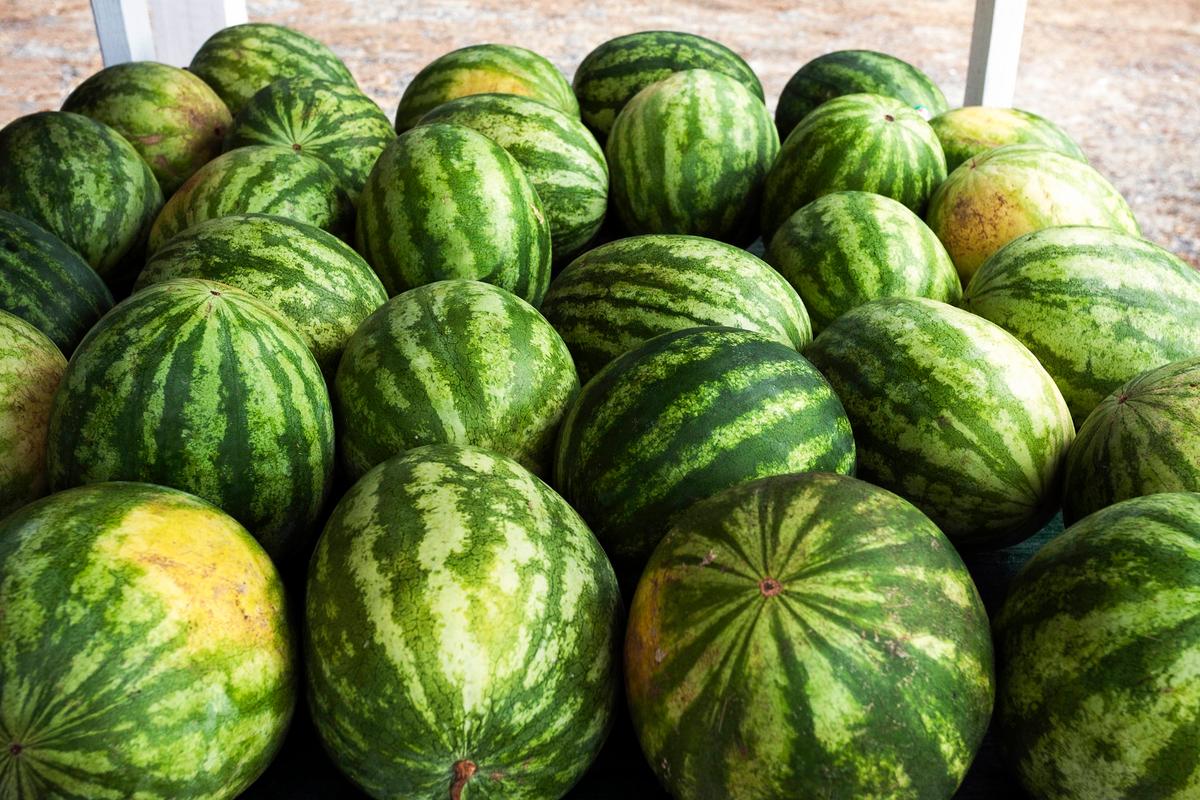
top-left (0, 481), bottom-right (295, 799)
top-left (929, 106), bottom-right (1085, 172)
top-left (306, 444), bottom-right (620, 799)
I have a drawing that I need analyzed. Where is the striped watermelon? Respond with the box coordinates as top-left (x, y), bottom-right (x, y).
top-left (136, 213), bottom-right (387, 376)
top-left (775, 49), bottom-right (949, 139)
top-left (995, 492), bottom-right (1200, 800)
top-left (626, 472), bottom-right (993, 799)
top-left (0, 111), bottom-right (162, 287)
top-left (555, 326), bottom-right (855, 579)
top-left (607, 69), bottom-right (779, 243)
top-left (929, 106), bottom-right (1085, 172)
top-left (45, 279), bottom-right (334, 561)
top-left (540, 234), bottom-right (811, 382)
top-left (355, 124), bottom-right (552, 304)
top-left (0, 311), bottom-right (66, 519)
top-left (334, 279), bottom-right (578, 482)
top-left (765, 190), bottom-right (960, 333)
top-left (962, 225), bottom-right (1200, 427)
top-left (805, 296), bottom-right (1075, 549)
top-left (225, 78), bottom-right (395, 204)
top-left (0, 210), bottom-right (113, 354)
top-left (927, 144), bottom-right (1140, 284)
top-left (306, 444), bottom-right (621, 799)
top-left (761, 93), bottom-right (947, 241)
top-left (148, 144), bottom-right (353, 255)
top-left (0, 481), bottom-right (295, 799)
top-left (571, 31), bottom-right (763, 142)
top-left (62, 61), bottom-right (233, 196)
top-left (1064, 357), bottom-right (1200, 525)
top-left (417, 93), bottom-right (608, 263)
top-left (189, 22), bottom-right (357, 116)
top-left (394, 44), bottom-right (577, 132)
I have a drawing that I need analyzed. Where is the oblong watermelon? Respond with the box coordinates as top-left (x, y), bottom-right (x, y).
top-left (765, 190), bottom-right (960, 333)
top-left (540, 234), bottom-right (811, 382)
top-left (805, 296), bottom-right (1074, 549)
top-left (46, 279), bottom-right (334, 561)
top-left (306, 444), bottom-right (621, 799)
top-left (627, 472), bottom-right (993, 799)
top-left (0, 210), bottom-right (113, 354)
top-left (355, 123), bottom-right (552, 304)
top-left (929, 106), bottom-right (1085, 172)
top-left (0, 482), bottom-right (295, 799)
top-left (962, 225), bottom-right (1200, 427)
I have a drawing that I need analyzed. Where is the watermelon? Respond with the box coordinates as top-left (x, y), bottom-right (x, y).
top-left (765, 190), bottom-right (960, 333)
top-left (0, 111), bottom-right (162, 287)
top-left (926, 144), bottom-right (1140, 284)
top-left (626, 472), bottom-right (993, 799)
top-left (355, 123), bottom-right (552, 304)
top-left (928, 106), bottom-right (1085, 172)
top-left (761, 93), bottom-right (947, 241)
top-left (147, 144), bottom-right (353, 255)
top-left (606, 69), bottom-right (778, 244)
top-left (334, 279), bottom-right (578, 482)
top-left (0, 311), bottom-right (66, 519)
top-left (394, 43), bottom-right (578, 132)
top-left (995, 492), bottom-right (1200, 800)
top-left (540, 234), bottom-right (811, 382)
top-left (571, 31), bottom-right (764, 142)
top-left (805, 296), bottom-right (1074, 549)
top-left (0, 481), bottom-right (295, 799)
top-left (554, 326), bottom-right (855, 579)
top-left (136, 213), bottom-right (387, 376)
top-left (305, 444), bottom-right (621, 799)
top-left (45, 279), bottom-right (334, 561)
top-left (962, 225), bottom-right (1200, 427)
top-left (62, 61), bottom-right (233, 196)
top-left (775, 49), bottom-right (949, 139)
top-left (225, 78), bottom-right (395, 204)
top-left (189, 22), bottom-right (357, 116)
top-left (0, 210), bottom-right (113, 354)
top-left (417, 93), bottom-right (608, 264)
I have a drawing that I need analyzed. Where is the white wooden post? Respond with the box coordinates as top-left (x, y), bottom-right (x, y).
top-left (964, 0), bottom-right (1028, 107)
top-left (90, 0), bottom-right (157, 65)
top-left (90, 0), bottom-right (247, 67)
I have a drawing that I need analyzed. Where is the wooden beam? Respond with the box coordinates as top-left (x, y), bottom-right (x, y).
top-left (90, 0), bottom-right (156, 65)
top-left (964, 0), bottom-right (1028, 107)
top-left (146, 0), bottom-right (247, 67)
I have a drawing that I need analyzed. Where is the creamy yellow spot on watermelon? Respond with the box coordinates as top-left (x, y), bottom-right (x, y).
top-left (448, 70), bottom-right (538, 100)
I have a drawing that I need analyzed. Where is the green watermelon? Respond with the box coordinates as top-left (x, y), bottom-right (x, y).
top-left (765, 190), bottom-right (960, 333)
top-left (225, 78), bottom-right (395, 204)
top-left (306, 444), bottom-right (620, 799)
top-left (928, 106), bottom-right (1086, 172)
top-left (555, 326), bottom-right (855, 579)
top-left (0, 210), bottom-right (113, 354)
top-left (540, 234), bottom-right (811, 382)
top-left (394, 43), bottom-right (577, 132)
top-left (1063, 357), bottom-right (1200, 525)
top-left (334, 279), bottom-right (578, 482)
top-left (0, 481), bottom-right (295, 799)
top-left (571, 31), bottom-right (763, 142)
top-left (926, 144), bottom-right (1140, 284)
top-left (962, 225), bottom-right (1200, 427)
top-left (355, 123), bottom-right (552, 304)
top-left (606, 69), bottom-right (778, 244)
top-left (626, 472), bottom-right (993, 799)
top-left (45, 279), bottom-right (334, 561)
top-left (0, 111), bottom-right (162, 287)
top-left (775, 49), bottom-right (949, 139)
top-left (805, 296), bottom-right (1074, 549)
top-left (417, 93), bottom-right (608, 263)
top-left (62, 61), bottom-right (233, 196)
top-left (189, 22), bottom-right (357, 115)
top-left (761, 93), bottom-right (946, 241)
top-left (0, 311), bottom-right (66, 519)
top-left (136, 213), bottom-right (387, 376)
top-left (995, 491), bottom-right (1200, 800)
top-left (147, 144), bottom-right (353, 255)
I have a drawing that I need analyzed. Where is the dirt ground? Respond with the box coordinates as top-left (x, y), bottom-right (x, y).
top-left (2, 0), bottom-right (1196, 265)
